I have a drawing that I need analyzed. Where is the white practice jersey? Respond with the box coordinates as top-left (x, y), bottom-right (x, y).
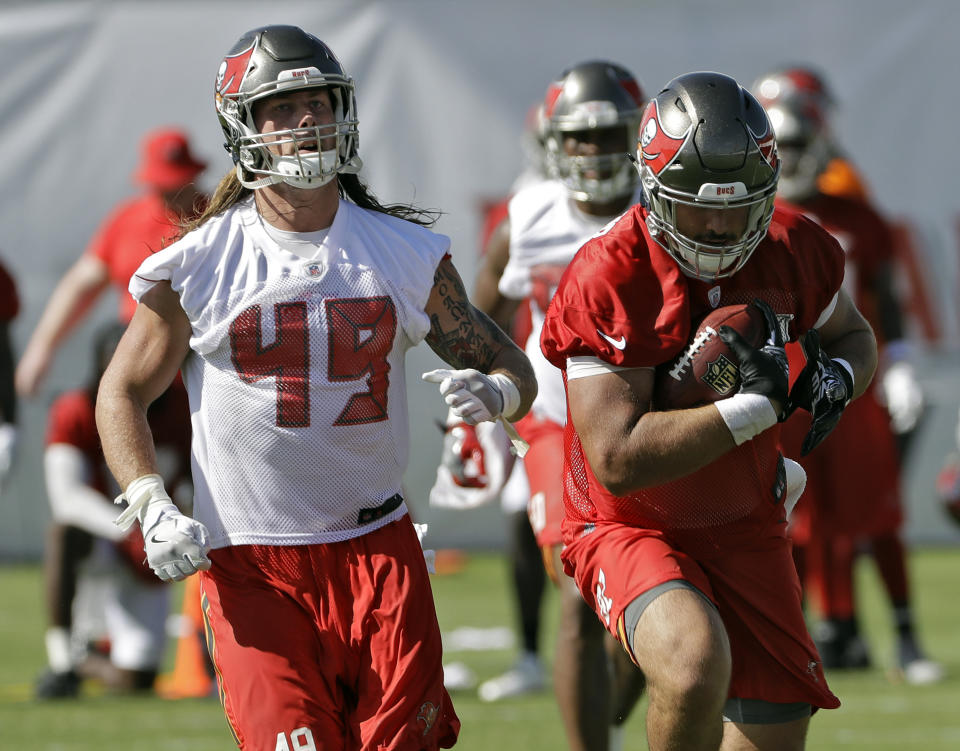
top-left (499, 180), bottom-right (640, 425)
top-left (130, 197), bottom-right (448, 549)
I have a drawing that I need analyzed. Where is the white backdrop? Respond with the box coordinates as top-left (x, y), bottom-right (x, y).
top-left (2, 0), bottom-right (959, 556)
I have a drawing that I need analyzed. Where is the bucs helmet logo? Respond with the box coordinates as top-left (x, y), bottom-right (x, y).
top-left (216, 41), bottom-right (256, 98)
top-left (616, 72), bottom-right (645, 107)
top-left (638, 100), bottom-right (690, 175)
top-left (543, 81), bottom-right (563, 119)
top-left (749, 122), bottom-right (778, 170)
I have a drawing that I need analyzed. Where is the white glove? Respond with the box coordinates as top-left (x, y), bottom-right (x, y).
top-left (115, 474), bottom-right (211, 582)
top-left (0, 422), bottom-right (16, 489)
top-left (422, 368), bottom-right (520, 425)
top-left (880, 359), bottom-right (924, 434)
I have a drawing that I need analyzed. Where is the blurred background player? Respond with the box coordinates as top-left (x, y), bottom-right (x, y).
top-left (470, 60), bottom-right (647, 750)
top-left (0, 257), bottom-right (19, 495)
top-left (430, 101), bottom-right (551, 702)
top-left (35, 322), bottom-right (192, 698)
top-left (936, 408), bottom-right (960, 527)
top-left (14, 127), bottom-right (206, 397)
top-left (14, 126), bottom-right (208, 698)
top-left (756, 67), bottom-right (942, 683)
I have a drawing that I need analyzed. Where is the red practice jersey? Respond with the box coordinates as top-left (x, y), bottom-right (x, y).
top-left (541, 204), bottom-right (844, 554)
top-left (85, 193), bottom-right (192, 323)
top-left (778, 192), bottom-right (903, 539)
top-left (0, 260), bottom-right (19, 322)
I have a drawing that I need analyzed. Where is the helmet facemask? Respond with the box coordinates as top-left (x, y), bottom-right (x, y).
top-left (642, 165), bottom-right (779, 281)
top-left (220, 78), bottom-right (360, 190)
top-left (545, 123), bottom-right (639, 203)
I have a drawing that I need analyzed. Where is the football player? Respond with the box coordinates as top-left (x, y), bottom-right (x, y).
top-left (461, 61), bottom-right (648, 751)
top-left (35, 322), bottom-right (191, 698)
top-left (761, 85), bottom-right (942, 684)
top-left (14, 129), bottom-right (206, 398)
top-left (429, 100), bottom-right (547, 700)
top-left (96, 25), bottom-right (535, 750)
top-left (751, 65), bottom-right (870, 203)
top-left (542, 71), bottom-right (878, 750)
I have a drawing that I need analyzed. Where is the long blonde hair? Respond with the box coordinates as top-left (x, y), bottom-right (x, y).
top-left (179, 169), bottom-right (251, 237)
top-left (178, 167), bottom-right (440, 238)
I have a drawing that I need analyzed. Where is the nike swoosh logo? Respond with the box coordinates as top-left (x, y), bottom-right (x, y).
top-left (597, 330), bottom-right (626, 350)
top-left (147, 534), bottom-right (171, 544)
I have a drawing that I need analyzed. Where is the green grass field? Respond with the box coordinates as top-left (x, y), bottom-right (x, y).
top-left (1, 548), bottom-right (958, 749)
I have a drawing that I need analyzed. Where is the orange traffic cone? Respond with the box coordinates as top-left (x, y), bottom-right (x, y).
top-left (156, 576), bottom-right (214, 699)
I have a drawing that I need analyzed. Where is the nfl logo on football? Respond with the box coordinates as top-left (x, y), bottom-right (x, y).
top-left (703, 355), bottom-right (738, 396)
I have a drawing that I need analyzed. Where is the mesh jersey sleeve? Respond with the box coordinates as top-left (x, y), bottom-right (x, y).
top-left (128, 213), bottom-right (241, 355)
top-left (541, 213), bottom-right (690, 369)
top-left (350, 207), bottom-right (450, 345)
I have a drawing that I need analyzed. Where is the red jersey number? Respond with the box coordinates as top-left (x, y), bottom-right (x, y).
top-left (229, 297), bottom-right (397, 428)
top-left (326, 297), bottom-right (396, 425)
top-left (230, 302), bottom-right (311, 427)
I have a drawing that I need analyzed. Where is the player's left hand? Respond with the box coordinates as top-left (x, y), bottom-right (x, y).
top-left (143, 507), bottom-right (212, 583)
top-left (422, 368), bottom-right (519, 425)
top-left (787, 329), bottom-right (854, 456)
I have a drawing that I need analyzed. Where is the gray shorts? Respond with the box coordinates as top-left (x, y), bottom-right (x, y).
top-left (622, 580), bottom-right (813, 725)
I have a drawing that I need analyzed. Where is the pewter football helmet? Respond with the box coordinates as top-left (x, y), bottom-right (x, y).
top-left (542, 61), bottom-right (646, 203)
top-left (637, 71), bottom-right (780, 280)
top-left (752, 65), bottom-right (834, 113)
top-left (215, 25), bottom-right (361, 189)
top-left (762, 97), bottom-right (832, 202)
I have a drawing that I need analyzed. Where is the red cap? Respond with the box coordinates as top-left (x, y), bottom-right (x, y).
top-left (134, 128), bottom-right (207, 191)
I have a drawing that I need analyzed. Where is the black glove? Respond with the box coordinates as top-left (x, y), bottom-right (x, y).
top-left (786, 328), bottom-right (854, 456)
top-left (718, 299), bottom-right (789, 415)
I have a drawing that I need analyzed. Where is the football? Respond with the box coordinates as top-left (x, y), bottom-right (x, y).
top-left (653, 303), bottom-right (767, 409)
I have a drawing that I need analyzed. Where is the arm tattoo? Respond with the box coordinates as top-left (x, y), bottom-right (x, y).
top-left (426, 260), bottom-right (515, 371)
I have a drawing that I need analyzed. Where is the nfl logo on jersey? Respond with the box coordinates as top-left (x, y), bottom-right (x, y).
top-left (303, 261), bottom-right (325, 278)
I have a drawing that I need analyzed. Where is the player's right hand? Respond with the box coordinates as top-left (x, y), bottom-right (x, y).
top-left (787, 328), bottom-right (854, 456)
top-left (142, 505), bottom-right (212, 582)
top-left (116, 473), bottom-right (211, 582)
top-left (718, 299), bottom-right (789, 416)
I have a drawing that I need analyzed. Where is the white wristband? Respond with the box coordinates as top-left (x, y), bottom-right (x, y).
top-left (715, 393), bottom-right (778, 446)
top-left (114, 473), bottom-right (170, 531)
top-left (489, 373), bottom-right (521, 421)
